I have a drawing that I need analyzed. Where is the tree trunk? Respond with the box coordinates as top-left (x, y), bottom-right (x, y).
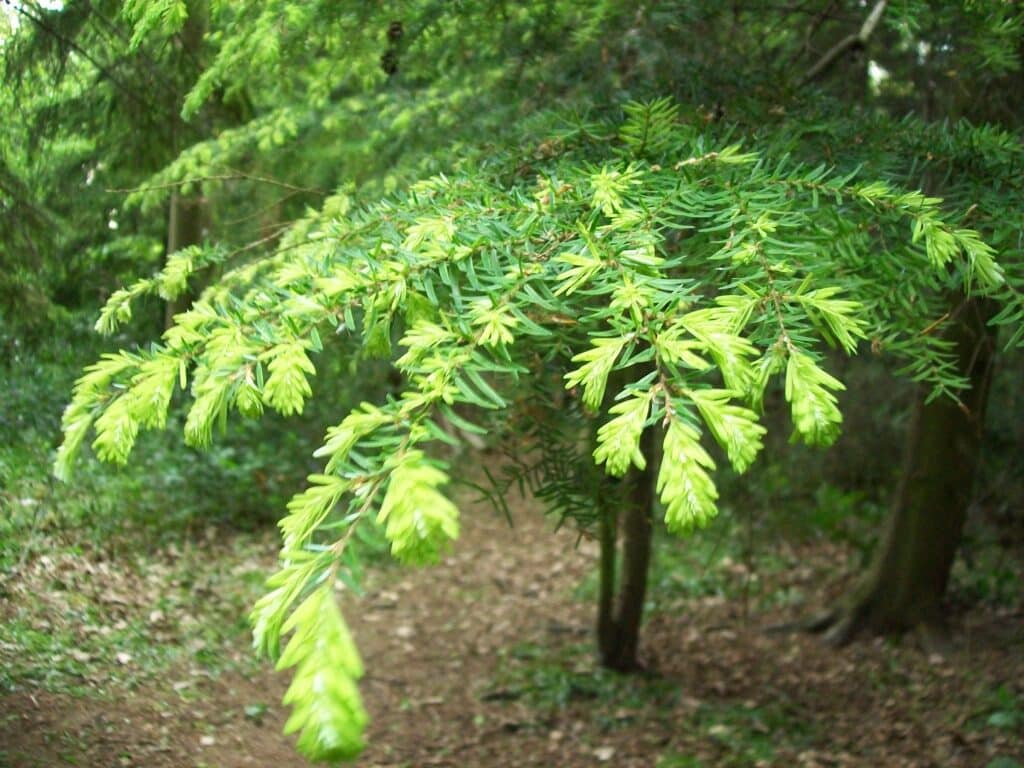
top-left (813, 296), bottom-right (997, 650)
top-left (164, 0), bottom-right (209, 330)
top-left (596, 502), bottom-right (618, 665)
top-left (163, 190), bottom-right (207, 328)
top-left (596, 425), bottom-right (657, 672)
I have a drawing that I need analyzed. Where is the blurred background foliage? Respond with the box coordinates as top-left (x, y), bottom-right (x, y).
top-left (1, 0), bottom-right (1021, 605)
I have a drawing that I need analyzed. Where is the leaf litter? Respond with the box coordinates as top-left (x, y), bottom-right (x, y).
top-left (0, 484), bottom-right (1020, 767)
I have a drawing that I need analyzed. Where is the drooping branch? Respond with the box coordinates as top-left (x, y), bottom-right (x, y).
top-left (801, 0), bottom-right (888, 85)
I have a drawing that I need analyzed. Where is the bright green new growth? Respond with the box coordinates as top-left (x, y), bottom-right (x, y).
top-left (55, 100), bottom-right (1006, 761)
top-left (277, 586), bottom-right (367, 761)
top-left (378, 450), bottom-right (460, 565)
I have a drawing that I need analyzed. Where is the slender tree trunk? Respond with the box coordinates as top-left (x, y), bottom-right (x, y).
top-left (813, 296), bottom-right (997, 650)
top-left (596, 425), bottom-right (657, 672)
top-left (163, 190), bottom-right (207, 328)
top-left (163, 0), bottom-right (209, 330)
top-left (596, 503), bottom-right (618, 664)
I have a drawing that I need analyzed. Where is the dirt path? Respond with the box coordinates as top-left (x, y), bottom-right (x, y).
top-left (2, 487), bottom-right (1021, 767)
top-left (1, 493), bottom-right (607, 767)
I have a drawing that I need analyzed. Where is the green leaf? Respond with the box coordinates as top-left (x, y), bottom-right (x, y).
top-left (314, 403), bottom-right (392, 473)
top-left (263, 341), bottom-right (317, 416)
top-left (280, 475), bottom-right (351, 548)
top-left (92, 395), bottom-right (140, 465)
top-left (955, 228), bottom-right (1005, 290)
top-left (377, 451), bottom-right (460, 565)
top-left (184, 376), bottom-right (233, 448)
top-left (688, 389), bottom-right (765, 473)
top-left (785, 350), bottom-right (845, 446)
top-left (403, 215), bottom-right (455, 251)
top-left (128, 353), bottom-right (180, 429)
top-left (589, 164), bottom-right (642, 215)
top-left (277, 586), bottom-right (368, 762)
top-left (53, 409), bottom-right (93, 482)
top-left (554, 247), bottom-right (603, 296)
top-left (658, 419), bottom-right (719, 533)
top-left (593, 390), bottom-right (652, 477)
top-left (397, 321), bottom-right (458, 368)
top-left (610, 274), bottom-right (653, 324)
top-left (123, 0), bottom-right (189, 49)
top-left (95, 284), bottom-right (144, 335)
top-left (792, 286), bottom-right (867, 355)
top-left (654, 334), bottom-right (711, 371)
top-left (678, 310), bottom-right (758, 394)
top-left (470, 298), bottom-right (518, 348)
top-left (564, 336), bottom-right (629, 410)
top-left (158, 246), bottom-right (200, 300)
top-left (250, 554), bottom-right (325, 661)
top-left (362, 312), bottom-right (393, 358)
top-left (619, 97), bottom-right (680, 157)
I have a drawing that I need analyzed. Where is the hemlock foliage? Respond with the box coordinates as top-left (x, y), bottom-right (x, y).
top-left (6, 0), bottom-right (1017, 761)
top-left (56, 101), bottom-right (1015, 759)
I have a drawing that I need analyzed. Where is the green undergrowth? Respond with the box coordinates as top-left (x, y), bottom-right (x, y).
top-left (0, 319), bottom-right (281, 569)
top-left (656, 700), bottom-right (817, 768)
top-left (571, 448), bottom-right (1018, 623)
top-left (0, 420), bottom-right (309, 570)
top-left (0, 432), bottom-right (391, 699)
top-left (1, 488), bottom-right (391, 700)
top-left (487, 641), bottom-right (816, 766)
top-left (3, 309), bottom-right (460, 579)
top-left (0, 311), bottom-right (405, 571)
top-left (954, 516), bottom-right (1024, 611)
top-left (0, 529), bottom-right (273, 696)
top-left (969, 684), bottom-right (1024, 741)
top-left (486, 640), bottom-right (679, 727)
top-left (571, 476), bottom-right (888, 618)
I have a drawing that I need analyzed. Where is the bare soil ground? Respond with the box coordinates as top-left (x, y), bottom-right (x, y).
top-left (1, 487), bottom-right (1021, 768)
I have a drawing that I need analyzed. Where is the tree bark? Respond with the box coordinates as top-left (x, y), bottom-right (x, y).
top-left (596, 502), bottom-right (618, 665)
top-left (163, 0), bottom-right (209, 330)
top-left (596, 424), bottom-right (657, 672)
top-left (813, 296), bottom-right (997, 650)
top-left (163, 190), bottom-right (208, 328)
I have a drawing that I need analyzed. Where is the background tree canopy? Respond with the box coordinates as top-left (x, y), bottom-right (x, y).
top-left (2, 0), bottom-right (1022, 764)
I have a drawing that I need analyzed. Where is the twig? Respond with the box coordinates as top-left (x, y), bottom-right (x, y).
top-left (219, 190), bottom-right (305, 228)
top-left (796, 0), bottom-right (842, 63)
top-left (108, 168), bottom-right (326, 196)
top-left (800, 0), bottom-right (888, 85)
top-left (917, 311), bottom-right (950, 337)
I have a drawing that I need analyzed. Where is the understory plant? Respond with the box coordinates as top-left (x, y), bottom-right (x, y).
top-left (56, 100), bottom-right (1011, 760)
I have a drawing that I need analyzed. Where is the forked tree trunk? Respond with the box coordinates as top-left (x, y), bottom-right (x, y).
top-left (596, 425), bottom-right (657, 672)
top-left (813, 297), bottom-right (997, 650)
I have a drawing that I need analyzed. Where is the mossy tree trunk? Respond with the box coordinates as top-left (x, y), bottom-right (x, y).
top-left (813, 296), bottom-right (997, 649)
top-left (596, 424), bottom-right (658, 672)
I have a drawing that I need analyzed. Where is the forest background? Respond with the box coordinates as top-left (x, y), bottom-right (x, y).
top-left (1, 2), bottom-right (1022, 766)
